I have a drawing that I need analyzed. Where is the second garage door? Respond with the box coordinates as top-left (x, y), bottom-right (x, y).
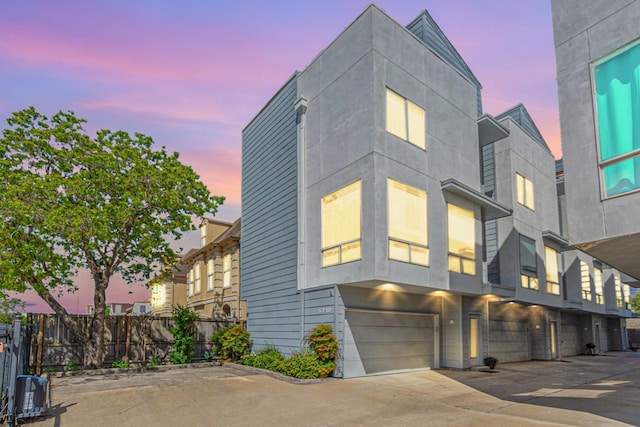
top-left (343, 309), bottom-right (437, 378)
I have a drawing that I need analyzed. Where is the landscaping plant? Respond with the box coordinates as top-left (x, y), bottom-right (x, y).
top-left (168, 305), bottom-right (199, 364)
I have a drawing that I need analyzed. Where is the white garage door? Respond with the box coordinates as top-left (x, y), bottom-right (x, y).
top-left (343, 309), bottom-right (437, 378)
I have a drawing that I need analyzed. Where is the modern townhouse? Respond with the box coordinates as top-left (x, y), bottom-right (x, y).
top-left (182, 218), bottom-right (244, 321)
top-left (241, 4), bottom-right (633, 378)
top-left (550, 0), bottom-right (640, 282)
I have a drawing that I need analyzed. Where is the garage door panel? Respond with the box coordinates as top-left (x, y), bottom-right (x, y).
top-left (344, 310), bottom-right (437, 377)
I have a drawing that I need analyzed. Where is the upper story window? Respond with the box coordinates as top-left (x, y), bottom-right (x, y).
top-left (545, 246), bottom-right (560, 295)
top-left (387, 179), bottom-right (428, 266)
top-left (516, 173), bottom-right (535, 210)
top-left (580, 261), bottom-right (592, 301)
top-left (321, 180), bottom-right (361, 267)
top-left (448, 204), bottom-right (475, 275)
top-left (615, 275), bottom-right (623, 308)
top-left (223, 253), bottom-right (231, 288)
top-left (624, 284), bottom-right (631, 310)
top-left (194, 263), bottom-right (201, 294)
top-left (386, 88), bottom-right (426, 149)
top-left (520, 235), bottom-right (538, 290)
top-left (200, 222), bottom-right (207, 247)
top-left (187, 268), bottom-right (194, 296)
top-left (207, 258), bottom-right (214, 291)
top-left (593, 38), bottom-right (640, 197)
top-left (593, 263), bottom-right (604, 304)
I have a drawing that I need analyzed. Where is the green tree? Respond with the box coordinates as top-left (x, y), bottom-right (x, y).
top-left (0, 296), bottom-right (24, 324)
top-left (0, 107), bottom-right (223, 367)
top-left (631, 293), bottom-right (640, 314)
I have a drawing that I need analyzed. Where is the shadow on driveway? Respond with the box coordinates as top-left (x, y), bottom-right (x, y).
top-left (439, 351), bottom-right (640, 426)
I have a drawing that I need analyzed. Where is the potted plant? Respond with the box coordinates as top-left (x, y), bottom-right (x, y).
top-left (483, 356), bottom-right (498, 370)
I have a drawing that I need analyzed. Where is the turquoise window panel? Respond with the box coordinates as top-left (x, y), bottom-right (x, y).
top-left (603, 155), bottom-right (640, 197)
top-left (594, 39), bottom-right (640, 197)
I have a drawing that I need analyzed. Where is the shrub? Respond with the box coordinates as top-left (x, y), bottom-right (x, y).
top-left (209, 326), bottom-right (234, 356)
top-left (220, 325), bottom-right (251, 361)
top-left (111, 359), bottom-right (130, 369)
top-left (280, 350), bottom-right (329, 379)
top-left (306, 324), bottom-right (338, 363)
top-left (65, 359), bottom-right (79, 371)
top-left (168, 305), bottom-right (199, 364)
top-left (241, 346), bottom-right (285, 371)
top-left (148, 354), bottom-right (162, 367)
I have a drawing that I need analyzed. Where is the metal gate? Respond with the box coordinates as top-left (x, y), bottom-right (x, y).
top-left (0, 319), bottom-right (33, 426)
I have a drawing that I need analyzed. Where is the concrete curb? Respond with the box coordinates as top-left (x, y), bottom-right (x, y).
top-left (223, 362), bottom-right (334, 385)
top-left (47, 360), bottom-right (223, 378)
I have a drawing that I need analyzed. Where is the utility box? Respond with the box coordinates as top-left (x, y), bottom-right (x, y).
top-left (15, 375), bottom-right (48, 419)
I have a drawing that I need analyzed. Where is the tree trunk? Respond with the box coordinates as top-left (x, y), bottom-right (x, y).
top-left (84, 280), bottom-right (108, 368)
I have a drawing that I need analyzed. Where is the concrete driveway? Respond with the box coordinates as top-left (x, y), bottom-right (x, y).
top-left (26, 353), bottom-right (639, 427)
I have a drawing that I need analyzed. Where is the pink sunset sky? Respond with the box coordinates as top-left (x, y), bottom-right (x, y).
top-left (1, 0), bottom-right (561, 313)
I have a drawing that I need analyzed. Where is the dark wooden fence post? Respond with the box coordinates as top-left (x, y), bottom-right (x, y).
top-left (35, 314), bottom-right (44, 375)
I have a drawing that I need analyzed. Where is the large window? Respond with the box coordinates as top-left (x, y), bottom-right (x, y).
top-left (448, 204), bottom-right (475, 275)
top-left (581, 261), bottom-right (592, 301)
top-left (594, 263), bottom-right (604, 304)
top-left (187, 268), bottom-right (194, 296)
top-left (194, 263), bottom-right (201, 294)
top-left (624, 284), bottom-right (631, 310)
top-left (200, 222), bottom-right (207, 247)
top-left (593, 39), bottom-right (640, 197)
top-left (207, 258), bottom-right (214, 291)
top-left (386, 88), bottom-right (426, 149)
top-left (520, 236), bottom-right (538, 290)
top-left (516, 173), bottom-right (535, 210)
top-left (388, 179), bottom-right (428, 266)
top-left (321, 180), bottom-right (362, 267)
top-left (223, 253), bottom-right (231, 288)
top-left (545, 247), bottom-right (560, 295)
top-left (615, 275), bottom-right (623, 308)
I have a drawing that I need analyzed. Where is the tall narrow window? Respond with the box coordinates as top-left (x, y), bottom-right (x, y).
top-left (624, 284), bottom-right (631, 310)
top-left (516, 173), bottom-right (535, 210)
top-left (448, 204), bottom-right (475, 275)
top-left (386, 88), bottom-right (426, 149)
top-left (593, 39), bottom-right (640, 197)
top-left (207, 258), bottom-right (215, 291)
top-left (388, 179), bottom-right (428, 266)
top-left (187, 268), bottom-right (194, 297)
top-left (194, 263), bottom-right (201, 294)
top-left (594, 263), bottom-right (604, 304)
top-left (615, 275), bottom-right (623, 308)
top-left (321, 180), bottom-right (362, 267)
top-left (200, 222), bottom-right (207, 247)
top-left (581, 261), bottom-right (592, 301)
top-left (520, 236), bottom-right (538, 289)
top-left (223, 253), bottom-right (231, 288)
top-left (545, 247), bottom-right (560, 295)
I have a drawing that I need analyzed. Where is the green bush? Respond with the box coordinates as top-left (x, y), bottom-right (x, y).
top-left (168, 305), bottom-right (199, 364)
top-left (220, 326), bottom-right (251, 361)
top-left (241, 346), bottom-right (285, 371)
top-left (241, 324), bottom-right (338, 379)
top-left (148, 354), bottom-right (162, 367)
top-left (111, 359), bottom-right (130, 369)
top-left (209, 325), bottom-right (234, 356)
top-left (65, 359), bottom-right (79, 371)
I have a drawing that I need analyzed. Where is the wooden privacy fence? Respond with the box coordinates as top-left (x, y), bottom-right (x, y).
top-left (26, 314), bottom-right (236, 373)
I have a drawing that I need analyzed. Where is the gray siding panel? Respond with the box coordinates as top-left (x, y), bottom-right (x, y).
top-left (241, 75), bottom-right (301, 355)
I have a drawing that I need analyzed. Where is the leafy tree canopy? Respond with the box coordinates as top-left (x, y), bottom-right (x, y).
top-left (0, 107), bottom-right (224, 365)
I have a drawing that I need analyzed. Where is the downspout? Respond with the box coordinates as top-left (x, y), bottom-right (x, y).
top-left (295, 96), bottom-right (308, 343)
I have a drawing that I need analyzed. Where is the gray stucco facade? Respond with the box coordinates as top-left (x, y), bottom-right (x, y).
top-left (241, 4), bottom-right (633, 378)
top-left (551, 0), bottom-right (640, 281)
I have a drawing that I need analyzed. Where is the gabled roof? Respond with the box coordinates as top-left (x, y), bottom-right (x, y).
top-left (406, 10), bottom-right (481, 90)
top-left (495, 104), bottom-right (550, 152)
top-left (212, 218), bottom-right (241, 244)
